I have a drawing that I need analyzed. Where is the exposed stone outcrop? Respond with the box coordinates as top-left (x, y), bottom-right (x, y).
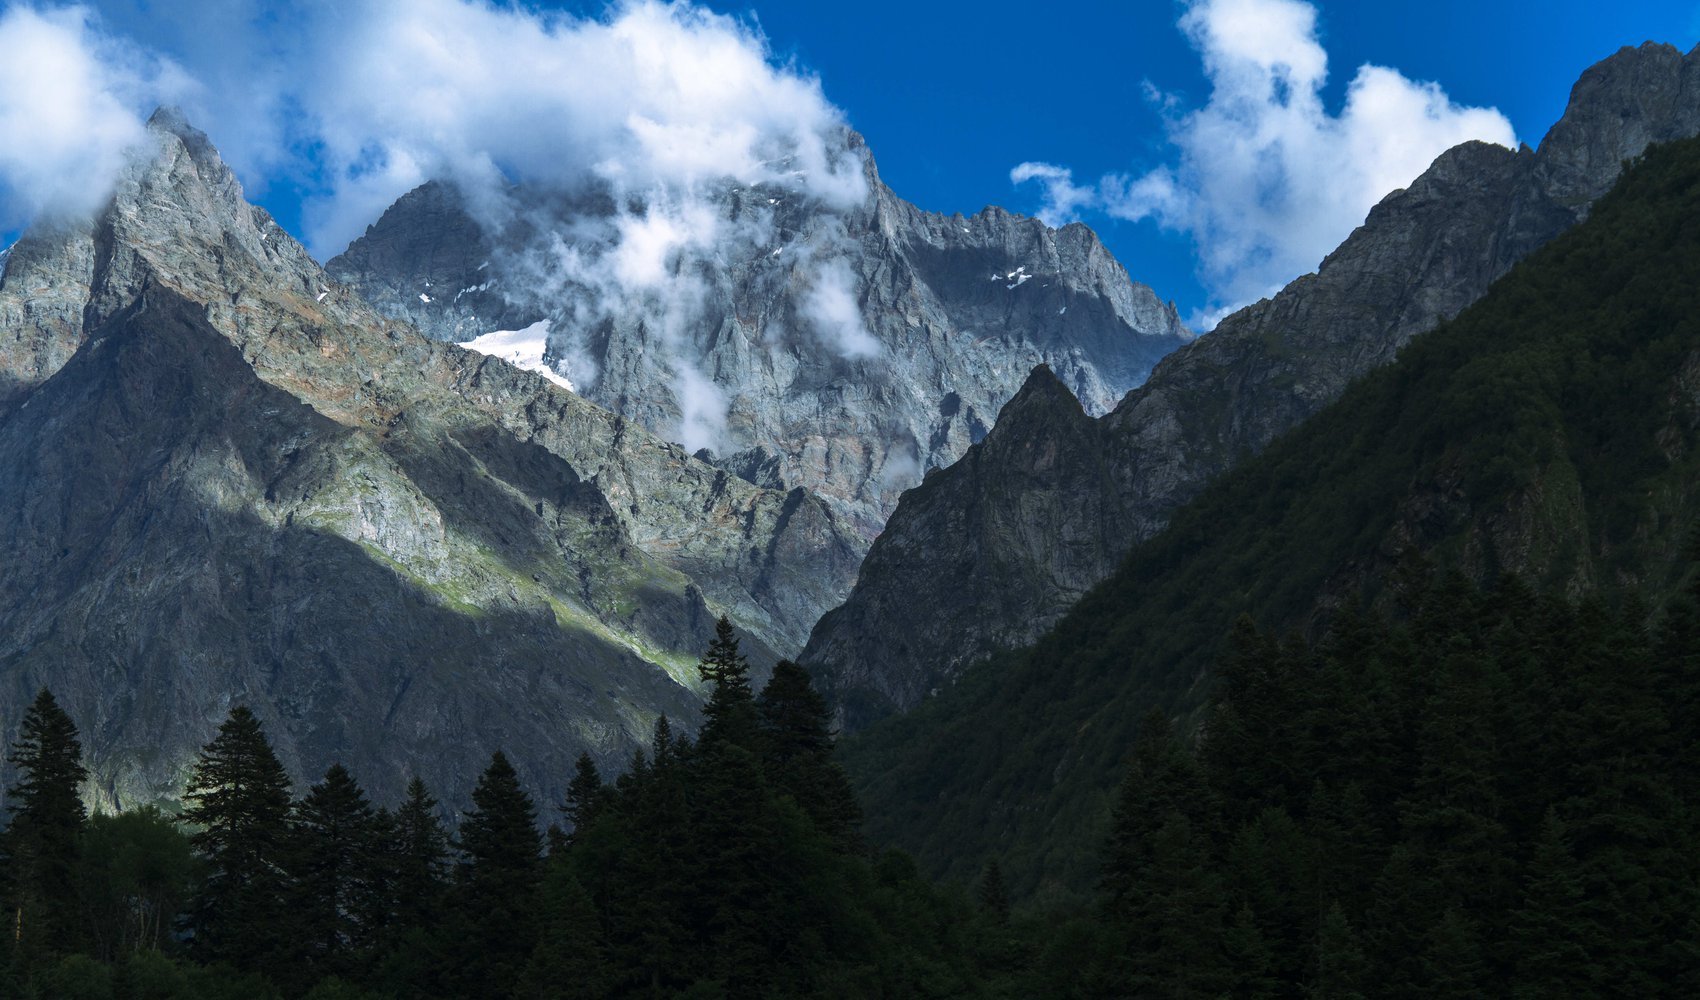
top-left (0, 110), bottom-right (862, 812)
top-left (328, 136), bottom-right (1190, 537)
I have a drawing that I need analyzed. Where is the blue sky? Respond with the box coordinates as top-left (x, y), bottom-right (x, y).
top-left (2, 0), bottom-right (1698, 326)
top-left (745, 0), bottom-right (1700, 319)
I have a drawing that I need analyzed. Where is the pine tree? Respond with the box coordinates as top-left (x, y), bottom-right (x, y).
top-left (449, 750), bottom-right (543, 997)
top-left (756, 659), bottom-right (861, 849)
top-left (180, 705), bottom-right (294, 976)
top-left (290, 764), bottom-right (382, 982)
top-left (3, 689), bottom-right (88, 960)
top-left (698, 616), bottom-right (756, 748)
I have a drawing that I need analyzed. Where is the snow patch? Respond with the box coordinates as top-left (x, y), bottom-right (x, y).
top-left (458, 322), bottom-right (575, 392)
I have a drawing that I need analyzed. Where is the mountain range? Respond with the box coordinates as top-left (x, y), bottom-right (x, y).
top-left (837, 50), bottom-right (1700, 897)
top-left (0, 111), bottom-right (870, 810)
top-left (324, 134), bottom-right (1189, 537)
top-left (804, 41), bottom-right (1700, 729)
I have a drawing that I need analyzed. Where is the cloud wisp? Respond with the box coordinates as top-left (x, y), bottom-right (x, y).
top-left (0, 4), bottom-right (190, 229)
top-left (1013, 0), bottom-right (1516, 328)
top-left (0, 0), bottom-right (878, 453)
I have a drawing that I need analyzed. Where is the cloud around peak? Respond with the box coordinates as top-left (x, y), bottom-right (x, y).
top-left (1013, 0), bottom-right (1516, 328)
top-left (0, 0), bottom-right (867, 257)
top-left (0, 4), bottom-right (191, 229)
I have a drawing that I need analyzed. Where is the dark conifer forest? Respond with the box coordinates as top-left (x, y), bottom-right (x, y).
top-left (3, 577), bottom-right (1698, 996)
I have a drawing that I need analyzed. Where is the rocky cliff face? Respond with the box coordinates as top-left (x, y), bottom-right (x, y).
top-left (327, 137), bottom-right (1190, 536)
top-left (0, 110), bottom-right (864, 813)
top-left (805, 42), bottom-right (1700, 728)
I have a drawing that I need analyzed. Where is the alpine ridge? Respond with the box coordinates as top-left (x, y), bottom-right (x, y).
top-left (327, 133), bottom-right (1190, 536)
top-left (0, 109), bottom-right (864, 812)
top-left (805, 41), bottom-right (1700, 729)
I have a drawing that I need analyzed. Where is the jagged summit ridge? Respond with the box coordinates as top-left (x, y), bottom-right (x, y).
top-left (0, 110), bottom-right (863, 812)
top-left (328, 133), bottom-right (1190, 536)
top-left (804, 41), bottom-right (1700, 727)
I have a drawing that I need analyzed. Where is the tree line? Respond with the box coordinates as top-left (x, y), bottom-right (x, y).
top-left (0, 618), bottom-right (1005, 998)
top-left (5, 574), bottom-right (1698, 997)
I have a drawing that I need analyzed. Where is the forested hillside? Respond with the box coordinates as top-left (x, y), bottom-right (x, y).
top-left (843, 132), bottom-right (1700, 900)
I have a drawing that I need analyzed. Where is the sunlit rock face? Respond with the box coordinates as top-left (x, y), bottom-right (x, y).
top-left (0, 110), bottom-right (867, 813)
top-left (329, 133), bottom-right (1191, 538)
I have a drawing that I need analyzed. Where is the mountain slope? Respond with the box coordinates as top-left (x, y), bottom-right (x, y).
top-left (841, 128), bottom-right (1700, 900)
top-left (806, 42), bottom-right (1700, 727)
top-left (327, 135), bottom-right (1190, 536)
top-left (0, 111), bottom-right (863, 812)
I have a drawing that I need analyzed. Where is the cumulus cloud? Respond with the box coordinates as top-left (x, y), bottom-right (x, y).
top-left (0, 0), bottom-right (877, 453)
top-left (0, 4), bottom-right (191, 228)
top-left (1008, 162), bottom-right (1096, 228)
top-left (1012, 0), bottom-right (1516, 326)
top-left (283, 0), bottom-right (866, 257)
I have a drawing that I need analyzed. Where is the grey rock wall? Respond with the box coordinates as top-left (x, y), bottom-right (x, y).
top-left (328, 136), bottom-right (1190, 537)
top-left (0, 110), bottom-right (862, 813)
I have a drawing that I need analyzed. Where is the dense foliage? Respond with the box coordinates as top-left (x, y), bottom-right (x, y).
top-left (1050, 573), bottom-right (1700, 996)
top-left (0, 620), bottom-right (1008, 998)
top-left (3, 579), bottom-right (1696, 996)
top-left (842, 130), bottom-right (1700, 900)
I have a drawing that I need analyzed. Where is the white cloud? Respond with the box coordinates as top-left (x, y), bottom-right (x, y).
top-left (802, 259), bottom-right (879, 360)
top-left (0, 4), bottom-right (191, 228)
top-left (283, 0), bottom-right (866, 257)
top-left (1012, 0), bottom-right (1516, 326)
top-left (0, 0), bottom-right (875, 454)
top-left (1008, 162), bottom-right (1096, 228)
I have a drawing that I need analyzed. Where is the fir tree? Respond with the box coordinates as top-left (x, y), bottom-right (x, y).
top-left (180, 705), bottom-right (294, 977)
top-left (389, 777), bottom-right (449, 937)
top-left (756, 659), bottom-right (861, 848)
top-left (449, 750), bottom-right (543, 997)
top-left (561, 754), bottom-right (604, 843)
top-left (698, 616), bottom-right (756, 748)
top-left (1508, 811), bottom-right (1594, 999)
top-left (289, 764), bottom-right (382, 982)
top-left (517, 865), bottom-right (610, 1000)
top-left (3, 689), bottom-right (88, 960)
top-left (1309, 902), bottom-right (1368, 1000)
top-left (1101, 710), bottom-right (1217, 918)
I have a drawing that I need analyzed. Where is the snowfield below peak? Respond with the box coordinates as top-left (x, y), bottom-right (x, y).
top-left (458, 322), bottom-right (574, 392)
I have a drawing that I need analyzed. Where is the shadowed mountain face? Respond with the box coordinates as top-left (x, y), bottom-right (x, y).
top-left (841, 124), bottom-right (1700, 901)
top-left (327, 135), bottom-right (1190, 537)
top-left (0, 110), bottom-right (865, 813)
top-left (805, 42), bottom-right (1700, 730)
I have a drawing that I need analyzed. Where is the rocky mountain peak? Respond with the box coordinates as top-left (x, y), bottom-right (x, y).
top-left (328, 134), bottom-right (1190, 537)
top-left (805, 41), bottom-right (1700, 729)
top-left (0, 111), bottom-right (867, 813)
